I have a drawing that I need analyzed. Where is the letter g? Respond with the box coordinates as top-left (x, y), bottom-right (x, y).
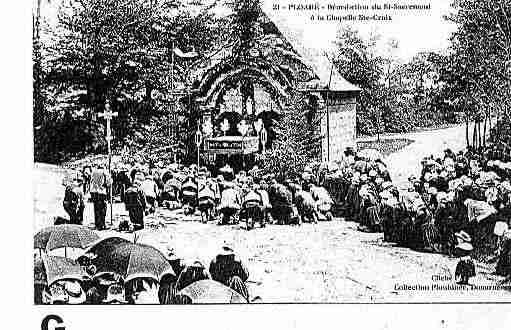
top-left (41, 315), bottom-right (65, 330)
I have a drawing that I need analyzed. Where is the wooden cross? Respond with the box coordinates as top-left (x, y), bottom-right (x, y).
top-left (98, 104), bottom-right (118, 142)
top-left (98, 104), bottom-right (118, 226)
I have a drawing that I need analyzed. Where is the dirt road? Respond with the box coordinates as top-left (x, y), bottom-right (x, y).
top-left (33, 124), bottom-right (511, 303)
top-left (382, 123), bottom-right (485, 188)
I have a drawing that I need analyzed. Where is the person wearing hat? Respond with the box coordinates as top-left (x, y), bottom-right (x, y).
top-left (90, 164), bottom-right (112, 230)
top-left (124, 179), bottom-right (147, 231)
top-left (181, 175), bottom-right (198, 215)
top-left (125, 278), bottom-right (159, 304)
top-left (198, 180), bottom-right (217, 223)
top-left (240, 184), bottom-right (266, 229)
top-left (454, 241), bottom-right (476, 285)
top-left (496, 229), bottom-right (511, 279)
top-left (161, 173), bottom-right (182, 210)
top-left (345, 174), bottom-right (361, 222)
top-left (310, 183), bottom-right (335, 222)
top-left (158, 272), bottom-right (178, 305)
top-left (85, 272), bottom-right (122, 304)
top-left (140, 174), bottom-right (159, 214)
top-left (103, 284), bottom-right (127, 304)
top-left (256, 180), bottom-right (273, 224)
top-left (219, 164), bottom-right (235, 181)
top-left (268, 180), bottom-right (294, 225)
top-left (165, 246), bottom-right (186, 278)
top-left (48, 280), bottom-right (86, 304)
top-left (82, 164), bottom-right (92, 195)
top-left (380, 190), bottom-right (396, 242)
top-left (62, 172), bottom-right (85, 225)
top-left (209, 245), bottom-right (250, 302)
top-left (218, 180), bottom-right (241, 225)
top-left (294, 184), bottom-right (318, 224)
top-left (43, 282), bottom-right (69, 304)
top-left (381, 181), bottom-right (393, 191)
top-left (175, 260), bottom-right (211, 292)
top-left (434, 192), bottom-right (459, 255)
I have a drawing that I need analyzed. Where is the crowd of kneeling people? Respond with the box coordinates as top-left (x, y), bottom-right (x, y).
top-left (63, 160), bottom-right (338, 232)
top-left (326, 146), bottom-right (511, 284)
top-left (60, 144), bottom-right (511, 290)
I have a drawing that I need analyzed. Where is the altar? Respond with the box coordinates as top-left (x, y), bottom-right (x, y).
top-left (204, 136), bottom-right (260, 155)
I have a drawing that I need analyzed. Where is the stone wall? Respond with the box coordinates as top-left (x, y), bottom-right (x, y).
top-left (320, 95), bottom-right (357, 162)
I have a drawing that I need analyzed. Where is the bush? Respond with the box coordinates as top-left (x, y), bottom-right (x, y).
top-left (256, 98), bottom-right (321, 181)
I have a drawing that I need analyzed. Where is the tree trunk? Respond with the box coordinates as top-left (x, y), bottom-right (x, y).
top-left (472, 120), bottom-right (477, 150)
top-left (478, 120), bottom-right (482, 150)
top-left (483, 115), bottom-right (488, 147)
top-left (488, 109), bottom-right (492, 140)
top-left (145, 81), bottom-right (153, 102)
top-left (465, 118), bottom-right (470, 148)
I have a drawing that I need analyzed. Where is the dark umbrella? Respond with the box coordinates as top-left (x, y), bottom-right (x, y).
top-left (177, 279), bottom-right (247, 304)
top-left (215, 111), bottom-right (243, 126)
top-left (256, 110), bottom-right (280, 123)
top-left (89, 238), bottom-right (174, 282)
top-left (34, 224), bottom-right (100, 252)
top-left (85, 236), bottom-right (131, 254)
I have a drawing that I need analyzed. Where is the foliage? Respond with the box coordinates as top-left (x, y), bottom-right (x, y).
top-left (34, 0), bottom-right (228, 163)
top-left (255, 94), bottom-right (322, 181)
top-left (333, 27), bottom-right (460, 137)
top-left (443, 0), bottom-right (511, 149)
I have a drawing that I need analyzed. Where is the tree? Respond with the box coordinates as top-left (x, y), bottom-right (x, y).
top-left (33, 0), bottom-right (51, 131)
top-left (256, 93), bottom-right (322, 181)
top-left (445, 0), bottom-right (511, 150)
top-left (36, 0), bottom-right (226, 163)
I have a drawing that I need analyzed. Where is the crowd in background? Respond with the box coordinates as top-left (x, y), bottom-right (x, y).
top-left (62, 159), bottom-right (338, 232)
top-left (316, 145), bottom-right (511, 282)
top-left (49, 144), bottom-right (511, 306)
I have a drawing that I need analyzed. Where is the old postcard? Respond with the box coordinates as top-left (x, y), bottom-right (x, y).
top-left (28, 0), bottom-right (511, 318)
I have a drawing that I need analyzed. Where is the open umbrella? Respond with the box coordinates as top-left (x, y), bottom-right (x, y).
top-left (89, 238), bottom-right (174, 282)
top-left (85, 236), bottom-right (131, 255)
top-left (42, 255), bottom-right (90, 286)
top-left (34, 224), bottom-right (100, 252)
top-left (256, 110), bottom-right (280, 123)
top-left (177, 279), bottom-right (247, 304)
top-left (34, 257), bottom-right (47, 286)
top-left (215, 111), bottom-right (243, 126)
top-left (357, 148), bottom-right (383, 162)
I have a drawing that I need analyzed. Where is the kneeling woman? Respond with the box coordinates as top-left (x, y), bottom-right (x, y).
top-left (496, 230), bottom-right (511, 280)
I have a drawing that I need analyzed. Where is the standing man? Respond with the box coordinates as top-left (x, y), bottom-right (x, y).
top-left (63, 172), bottom-right (85, 225)
top-left (124, 179), bottom-right (147, 231)
top-left (116, 164), bottom-right (131, 203)
top-left (141, 174), bottom-right (159, 214)
top-left (82, 164), bottom-right (92, 195)
top-left (90, 164), bottom-right (111, 230)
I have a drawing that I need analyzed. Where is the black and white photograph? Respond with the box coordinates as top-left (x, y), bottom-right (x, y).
top-left (30, 0), bottom-right (511, 306)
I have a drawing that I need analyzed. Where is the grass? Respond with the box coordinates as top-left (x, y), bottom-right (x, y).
top-left (357, 138), bottom-right (414, 157)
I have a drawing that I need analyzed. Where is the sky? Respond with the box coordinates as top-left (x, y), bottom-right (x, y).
top-left (38, 0), bottom-right (457, 62)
